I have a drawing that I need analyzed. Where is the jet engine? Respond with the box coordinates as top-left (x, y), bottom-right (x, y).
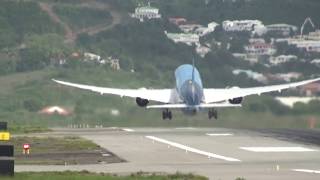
top-left (228, 97), bottom-right (243, 104)
top-left (136, 97), bottom-right (149, 107)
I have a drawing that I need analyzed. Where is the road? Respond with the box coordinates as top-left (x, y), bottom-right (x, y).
top-left (16, 127), bottom-right (320, 180)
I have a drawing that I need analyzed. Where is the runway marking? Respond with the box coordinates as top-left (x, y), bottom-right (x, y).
top-left (122, 128), bottom-right (135, 132)
top-left (206, 133), bottom-right (233, 136)
top-left (292, 169), bottom-right (320, 174)
top-left (175, 127), bottom-right (196, 130)
top-left (145, 136), bottom-right (241, 162)
top-left (240, 147), bottom-right (317, 152)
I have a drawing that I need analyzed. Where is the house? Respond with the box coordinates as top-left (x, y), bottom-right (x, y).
top-left (222, 20), bottom-right (265, 33)
top-left (179, 24), bottom-right (203, 33)
top-left (165, 32), bottom-right (199, 46)
top-left (306, 30), bottom-right (320, 40)
top-left (245, 42), bottom-right (276, 56)
top-left (311, 59), bottom-right (320, 66)
top-left (269, 55), bottom-right (297, 66)
top-left (84, 52), bottom-right (101, 61)
top-left (300, 83), bottom-right (320, 96)
top-left (266, 24), bottom-right (298, 36)
top-left (168, 17), bottom-right (187, 26)
top-left (39, 106), bottom-right (71, 116)
top-left (196, 44), bottom-right (211, 58)
top-left (266, 72), bottom-right (302, 82)
top-left (131, 5), bottom-right (161, 22)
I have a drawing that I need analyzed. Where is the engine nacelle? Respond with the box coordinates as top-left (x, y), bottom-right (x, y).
top-left (136, 97), bottom-right (149, 107)
top-left (228, 97), bottom-right (243, 104)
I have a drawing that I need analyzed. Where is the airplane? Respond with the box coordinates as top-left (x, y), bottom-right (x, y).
top-left (53, 64), bottom-right (320, 120)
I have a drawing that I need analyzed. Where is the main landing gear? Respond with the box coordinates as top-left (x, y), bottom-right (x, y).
top-left (208, 108), bottom-right (218, 120)
top-left (162, 109), bottom-right (172, 120)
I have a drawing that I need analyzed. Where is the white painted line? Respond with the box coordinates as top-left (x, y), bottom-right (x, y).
top-left (206, 133), bottom-right (233, 136)
top-left (240, 147), bottom-right (317, 152)
top-left (175, 127), bottom-right (195, 130)
top-left (122, 128), bottom-right (135, 132)
top-left (292, 169), bottom-right (320, 174)
top-left (146, 136), bottom-right (241, 162)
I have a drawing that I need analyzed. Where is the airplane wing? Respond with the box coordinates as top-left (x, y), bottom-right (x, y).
top-left (52, 79), bottom-right (176, 103)
top-left (147, 103), bottom-right (241, 109)
top-left (204, 77), bottom-right (320, 103)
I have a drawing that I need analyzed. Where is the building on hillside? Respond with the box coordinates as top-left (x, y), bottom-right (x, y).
top-left (269, 55), bottom-right (297, 66)
top-left (222, 20), bottom-right (266, 35)
top-left (39, 106), bottom-right (71, 116)
top-left (306, 30), bottom-right (320, 40)
top-left (84, 52), bottom-right (101, 61)
top-left (245, 42), bottom-right (276, 56)
top-left (300, 83), bottom-right (320, 96)
top-left (165, 32), bottom-right (199, 45)
top-left (289, 40), bottom-right (320, 52)
top-left (232, 69), bottom-right (267, 83)
top-left (179, 21), bottom-right (219, 37)
top-left (266, 72), bottom-right (302, 82)
top-left (311, 59), bottom-right (320, 66)
top-left (105, 56), bottom-right (121, 70)
top-left (131, 5), bottom-right (161, 22)
top-left (179, 24), bottom-right (203, 33)
top-left (196, 44), bottom-right (211, 58)
top-left (266, 24), bottom-right (298, 36)
top-left (168, 17), bottom-right (187, 26)
top-left (195, 22), bottom-right (219, 37)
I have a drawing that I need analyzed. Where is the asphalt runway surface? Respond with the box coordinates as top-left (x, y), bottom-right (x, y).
top-left (15, 127), bottom-right (320, 180)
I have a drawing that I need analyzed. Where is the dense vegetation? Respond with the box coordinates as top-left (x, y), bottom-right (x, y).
top-left (0, 1), bottom-right (63, 49)
top-left (53, 5), bottom-right (112, 30)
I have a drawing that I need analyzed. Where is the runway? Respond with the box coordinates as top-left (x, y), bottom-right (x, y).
top-left (15, 127), bottom-right (320, 180)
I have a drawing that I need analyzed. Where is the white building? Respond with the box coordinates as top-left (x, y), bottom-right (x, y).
top-left (179, 21), bottom-right (219, 37)
top-left (165, 32), bottom-right (199, 46)
top-left (266, 24), bottom-right (298, 36)
top-left (289, 40), bottom-right (320, 52)
top-left (84, 52), bottom-right (101, 61)
top-left (131, 6), bottom-right (161, 22)
top-left (245, 42), bottom-right (276, 56)
top-left (223, 20), bottom-right (265, 33)
top-left (269, 55), bottom-right (297, 66)
top-left (196, 45), bottom-right (211, 58)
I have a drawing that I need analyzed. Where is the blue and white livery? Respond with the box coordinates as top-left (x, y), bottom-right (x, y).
top-left (53, 64), bottom-right (320, 120)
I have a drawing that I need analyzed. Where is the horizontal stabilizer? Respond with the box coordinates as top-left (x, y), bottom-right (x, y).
top-left (147, 103), bottom-right (241, 109)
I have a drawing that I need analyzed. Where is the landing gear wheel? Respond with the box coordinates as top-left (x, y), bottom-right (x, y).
top-left (208, 109), bottom-right (218, 120)
top-left (162, 109), bottom-right (173, 120)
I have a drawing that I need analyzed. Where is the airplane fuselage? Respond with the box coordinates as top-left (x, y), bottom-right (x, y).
top-left (175, 64), bottom-right (204, 114)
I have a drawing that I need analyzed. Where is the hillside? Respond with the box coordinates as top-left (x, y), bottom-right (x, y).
top-left (0, 0), bottom-right (319, 129)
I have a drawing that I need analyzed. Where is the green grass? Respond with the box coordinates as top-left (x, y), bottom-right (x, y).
top-left (0, 171), bottom-right (208, 180)
top-left (8, 126), bottom-right (51, 134)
